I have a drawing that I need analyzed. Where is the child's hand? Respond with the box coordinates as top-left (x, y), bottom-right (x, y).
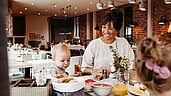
top-left (73, 72), bottom-right (82, 77)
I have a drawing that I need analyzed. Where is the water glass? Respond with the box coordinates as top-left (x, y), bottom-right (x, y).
top-left (92, 69), bottom-right (102, 80)
top-left (129, 69), bottom-right (139, 85)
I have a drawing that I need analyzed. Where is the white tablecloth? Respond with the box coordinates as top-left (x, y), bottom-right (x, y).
top-left (68, 45), bottom-right (85, 50)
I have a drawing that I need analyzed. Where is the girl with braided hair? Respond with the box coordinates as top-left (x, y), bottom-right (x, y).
top-left (135, 37), bottom-right (171, 96)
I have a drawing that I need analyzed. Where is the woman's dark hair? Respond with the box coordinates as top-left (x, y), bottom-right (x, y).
top-left (94, 26), bottom-right (100, 30)
top-left (101, 9), bottom-right (123, 32)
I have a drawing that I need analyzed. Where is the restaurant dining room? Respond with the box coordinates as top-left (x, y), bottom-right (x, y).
top-left (1, 0), bottom-right (171, 96)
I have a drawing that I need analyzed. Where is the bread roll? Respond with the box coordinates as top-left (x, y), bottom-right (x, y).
top-left (58, 78), bottom-right (74, 83)
top-left (74, 64), bottom-right (81, 73)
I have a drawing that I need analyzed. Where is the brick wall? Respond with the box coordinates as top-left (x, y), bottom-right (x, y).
top-left (79, 13), bottom-right (94, 43)
top-left (133, 4), bottom-right (147, 43)
top-left (79, 14), bottom-right (87, 42)
top-left (133, 0), bottom-right (171, 43)
top-left (153, 0), bottom-right (171, 40)
top-left (79, 0), bottom-right (171, 44)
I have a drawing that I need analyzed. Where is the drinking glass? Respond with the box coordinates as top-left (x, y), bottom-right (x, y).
top-left (91, 69), bottom-right (102, 80)
top-left (129, 69), bottom-right (139, 85)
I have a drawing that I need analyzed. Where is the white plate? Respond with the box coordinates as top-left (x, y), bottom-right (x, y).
top-left (99, 78), bottom-right (117, 86)
top-left (52, 77), bottom-right (85, 92)
top-left (128, 86), bottom-right (145, 96)
top-left (9, 72), bottom-right (24, 79)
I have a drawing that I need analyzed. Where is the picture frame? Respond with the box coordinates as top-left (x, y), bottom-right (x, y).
top-left (29, 33), bottom-right (35, 40)
top-left (35, 34), bottom-right (41, 40)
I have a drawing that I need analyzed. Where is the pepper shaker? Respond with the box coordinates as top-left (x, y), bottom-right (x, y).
top-left (102, 69), bottom-right (107, 79)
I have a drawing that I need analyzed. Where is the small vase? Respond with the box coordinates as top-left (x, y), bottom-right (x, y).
top-left (116, 70), bottom-right (128, 85)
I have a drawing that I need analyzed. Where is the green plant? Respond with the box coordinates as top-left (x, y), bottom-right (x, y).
top-left (109, 46), bottom-right (130, 72)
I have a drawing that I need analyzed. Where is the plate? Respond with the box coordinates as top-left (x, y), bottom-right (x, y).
top-left (99, 78), bottom-right (117, 86)
top-left (128, 86), bottom-right (145, 96)
top-left (52, 77), bottom-right (85, 92)
top-left (9, 71), bottom-right (24, 79)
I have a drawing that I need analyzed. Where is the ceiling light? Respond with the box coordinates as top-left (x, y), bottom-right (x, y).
top-left (45, 10), bottom-right (47, 12)
top-left (128, 0), bottom-right (136, 3)
top-left (75, 12), bottom-right (77, 14)
top-left (55, 14), bottom-right (57, 16)
top-left (19, 11), bottom-right (22, 14)
top-left (108, 0), bottom-right (114, 7)
top-left (90, 2), bottom-right (93, 4)
top-left (54, 4), bottom-right (57, 7)
top-left (24, 7), bottom-right (27, 10)
top-left (165, 0), bottom-right (171, 4)
top-left (139, 0), bottom-right (146, 11)
top-left (159, 16), bottom-right (167, 25)
top-left (38, 12), bottom-right (41, 15)
top-left (87, 8), bottom-right (90, 10)
top-left (96, 0), bottom-right (103, 9)
top-left (75, 7), bottom-right (77, 9)
top-left (31, 3), bottom-right (34, 5)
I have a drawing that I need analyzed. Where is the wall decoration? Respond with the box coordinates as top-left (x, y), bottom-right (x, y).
top-left (29, 33), bottom-right (35, 39)
top-left (35, 34), bottom-right (41, 40)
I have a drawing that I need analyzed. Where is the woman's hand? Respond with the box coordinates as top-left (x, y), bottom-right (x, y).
top-left (92, 66), bottom-right (110, 78)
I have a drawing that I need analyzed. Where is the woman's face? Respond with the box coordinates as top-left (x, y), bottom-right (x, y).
top-left (102, 22), bottom-right (117, 40)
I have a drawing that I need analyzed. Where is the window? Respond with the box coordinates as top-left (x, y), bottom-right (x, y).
top-left (124, 6), bottom-right (133, 45)
top-left (125, 27), bottom-right (133, 44)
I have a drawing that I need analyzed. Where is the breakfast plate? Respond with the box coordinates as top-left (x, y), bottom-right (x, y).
top-left (52, 77), bottom-right (85, 92)
top-left (128, 86), bottom-right (145, 96)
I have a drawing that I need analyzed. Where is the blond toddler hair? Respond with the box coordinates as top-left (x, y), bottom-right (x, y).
top-left (51, 43), bottom-right (70, 61)
top-left (135, 37), bottom-right (171, 93)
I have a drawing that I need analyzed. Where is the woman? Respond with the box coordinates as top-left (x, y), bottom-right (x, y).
top-left (135, 38), bottom-right (171, 96)
top-left (81, 9), bottom-right (135, 75)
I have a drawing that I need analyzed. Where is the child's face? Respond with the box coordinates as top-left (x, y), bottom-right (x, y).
top-left (54, 51), bottom-right (70, 70)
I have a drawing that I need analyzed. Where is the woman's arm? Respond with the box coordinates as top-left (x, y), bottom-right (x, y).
top-left (81, 41), bottom-right (95, 74)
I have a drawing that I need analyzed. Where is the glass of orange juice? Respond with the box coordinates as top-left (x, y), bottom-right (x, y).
top-left (113, 85), bottom-right (128, 96)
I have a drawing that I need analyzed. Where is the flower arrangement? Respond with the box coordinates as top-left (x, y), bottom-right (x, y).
top-left (18, 43), bottom-right (24, 49)
top-left (33, 44), bottom-right (41, 54)
top-left (109, 46), bottom-right (130, 72)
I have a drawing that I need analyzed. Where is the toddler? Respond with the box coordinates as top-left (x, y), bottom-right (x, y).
top-left (135, 37), bottom-right (171, 96)
top-left (50, 43), bottom-right (84, 96)
top-left (50, 43), bottom-right (70, 77)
